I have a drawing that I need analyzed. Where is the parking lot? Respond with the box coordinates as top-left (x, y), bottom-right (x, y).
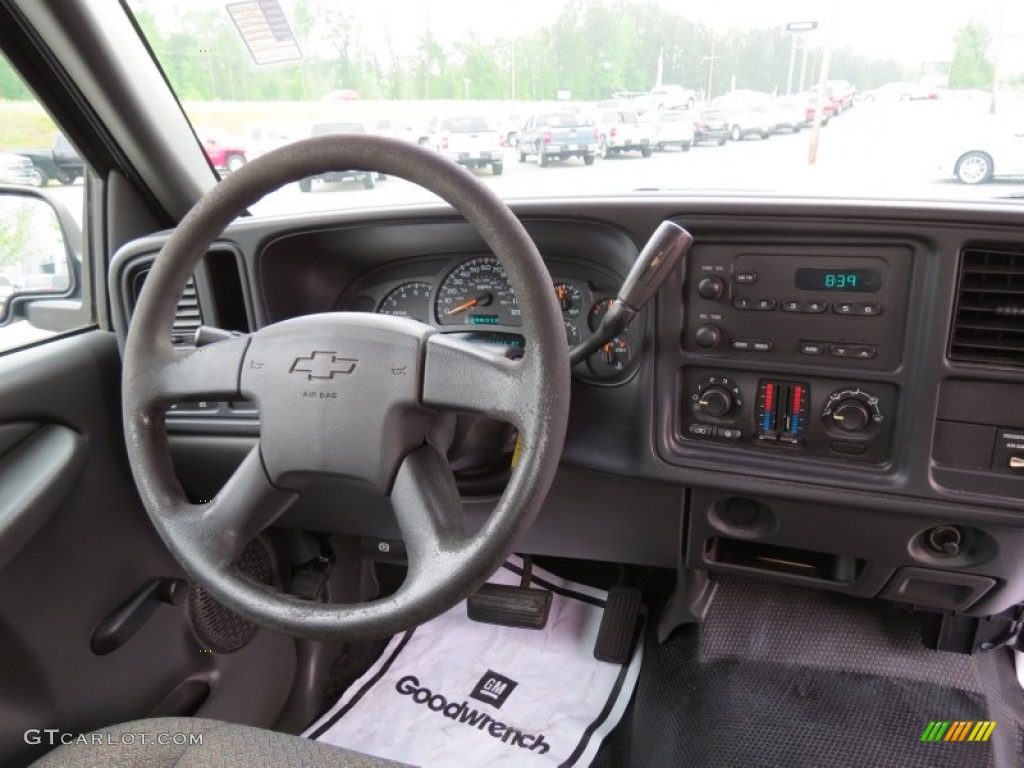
top-left (43, 97), bottom-right (1024, 226)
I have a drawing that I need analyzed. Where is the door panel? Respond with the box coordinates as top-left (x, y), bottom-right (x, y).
top-left (0, 331), bottom-right (295, 767)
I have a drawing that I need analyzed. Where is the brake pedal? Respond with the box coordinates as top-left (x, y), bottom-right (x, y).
top-left (468, 557), bottom-right (552, 630)
top-left (594, 586), bottom-right (643, 664)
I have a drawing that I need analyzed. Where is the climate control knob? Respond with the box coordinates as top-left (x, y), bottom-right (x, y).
top-left (822, 388), bottom-right (883, 434)
top-left (697, 386), bottom-right (734, 417)
top-left (697, 276), bottom-right (725, 300)
top-left (694, 324), bottom-right (723, 349)
top-left (831, 400), bottom-right (871, 432)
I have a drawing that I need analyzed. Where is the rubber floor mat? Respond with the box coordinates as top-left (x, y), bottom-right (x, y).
top-left (306, 557), bottom-right (643, 767)
top-left (594, 575), bottom-right (1024, 768)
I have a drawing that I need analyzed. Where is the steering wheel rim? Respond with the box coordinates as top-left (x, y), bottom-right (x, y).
top-left (122, 135), bottom-right (570, 641)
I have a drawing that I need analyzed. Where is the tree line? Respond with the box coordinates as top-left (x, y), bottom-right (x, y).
top-left (0, 2), bottom-right (1010, 103)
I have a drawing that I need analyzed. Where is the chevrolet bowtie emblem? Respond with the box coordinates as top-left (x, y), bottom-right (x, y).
top-left (290, 351), bottom-right (358, 380)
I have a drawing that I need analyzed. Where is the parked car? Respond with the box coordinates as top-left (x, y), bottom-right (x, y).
top-left (768, 97), bottom-right (808, 133)
top-left (639, 84), bottom-right (697, 112)
top-left (243, 123), bottom-right (296, 159)
top-left (10, 132), bottom-right (84, 186)
top-left (370, 118), bottom-right (430, 146)
top-left (713, 91), bottom-right (776, 140)
top-left (300, 122), bottom-right (381, 190)
top-left (649, 110), bottom-right (695, 150)
top-left (517, 112), bottom-right (598, 166)
top-left (826, 79), bottom-right (857, 112)
top-left (0, 151), bottom-right (36, 185)
top-left (940, 118), bottom-right (1024, 184)
top-left (800, 91), bottom-right (837, 124)
top-left (861, 81), bottom-right (937, 101)
top-left (430, 116), bottom-right (504, 175)
top-left (592, 109), bottom-right (654, 157)
top-left (196, 128), bottom-right (248, 173)
top-left (689, 108), bottom-right (729, 145)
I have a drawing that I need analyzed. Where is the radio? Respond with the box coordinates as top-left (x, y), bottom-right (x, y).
top-left (681, 245), bottom-right (911, 370)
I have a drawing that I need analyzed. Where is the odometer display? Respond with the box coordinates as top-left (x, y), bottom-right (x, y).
top-left (436, 256), bottom-right (522, 327)
top-left (794, 268), bottom-right (882, 293)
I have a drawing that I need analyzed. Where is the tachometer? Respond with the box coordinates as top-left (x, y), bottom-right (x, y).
top-left (377, 281), bottom-right (433, 324)
top-left (436, 256), bottom-right (522, 327)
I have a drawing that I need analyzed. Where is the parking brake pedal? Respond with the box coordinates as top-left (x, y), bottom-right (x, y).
top-left (594, 586), bottom-right (643, 664)
top-left (468, 557), bottom-right (552, 630)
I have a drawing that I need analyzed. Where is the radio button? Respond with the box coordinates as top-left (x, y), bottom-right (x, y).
top-left (754, 298), bottom-right (777, 311)
top-left (799, 341), bottom-right (826, 356)
top-left (732, 297), bottom-right (753, 310)
top-left (833, 301), bottom-right (883, 316)
top-left (752, 340), bottom-right (773, 352)
top-left (734, 271), bottom-right (758, 284)
top-left (859, 303), bottom-right (882, 316)
top-left (731, 339), bottom-right (753, 351)
top-left (781, 299), bottom-right (801, 312)
top-left (828, 344), bottom-right (852, 358)
top-left (851, 346), bottom-right (877, 359)
top-left (805, 300), bottom-right (829, 313)
top-left (833, 302), bottom-right (855, 315)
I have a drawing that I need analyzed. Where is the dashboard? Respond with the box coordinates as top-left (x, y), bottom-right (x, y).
top-left (109, 197), bottom-right (1024, 625)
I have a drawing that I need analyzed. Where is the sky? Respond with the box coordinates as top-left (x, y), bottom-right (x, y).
top-left (145, 0), bottom-right (1024, 73)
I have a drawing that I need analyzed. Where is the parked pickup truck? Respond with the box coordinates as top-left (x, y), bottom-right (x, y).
top-left (517, 112), bottom-right (598, 166)
top-left (592, 109), bottom-right (654, 158)
top-left (431, 116), bottom-right (504, 175)
top-left (11, 132), bottom-right (84, 186)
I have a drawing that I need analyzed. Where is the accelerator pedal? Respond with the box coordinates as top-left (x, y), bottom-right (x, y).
top-left (594, 586), bottom-right (643, 663)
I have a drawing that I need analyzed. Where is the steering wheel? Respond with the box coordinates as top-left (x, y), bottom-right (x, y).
top-left (122, 136), bottom-right (570, 641)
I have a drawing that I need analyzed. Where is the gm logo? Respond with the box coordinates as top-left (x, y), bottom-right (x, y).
top-left (469, 670), bottom-right (518, 709)
top-left (920, 720), bottom-right (996, 742)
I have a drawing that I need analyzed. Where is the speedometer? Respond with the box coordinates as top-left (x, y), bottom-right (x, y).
top-left (435, 256), bottom-right (522, 327)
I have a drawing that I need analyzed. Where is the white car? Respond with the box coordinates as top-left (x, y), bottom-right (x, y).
top-left (649, 110), bottom-right (695, 151)
top-left (862, 81), bottom-right (936, 102)
top-left (0, 152), bottom-right (36, 185)
top-left (639, 84), bottom-right (697, 112)
top-left (941, 119), bottom-right (1024, 184)
top-left (713, 91), bottom-right (776, 140)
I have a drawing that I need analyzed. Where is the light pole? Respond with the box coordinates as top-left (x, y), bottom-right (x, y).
top-left (703, 31), bottom-right (719, 102)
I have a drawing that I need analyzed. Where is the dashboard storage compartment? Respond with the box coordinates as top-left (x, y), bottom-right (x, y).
top-left (705, 538), bottom-right (864, 584)
top-left (878, 567), bottom-right (996, 612)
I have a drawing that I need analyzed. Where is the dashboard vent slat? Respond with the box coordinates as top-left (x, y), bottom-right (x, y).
top-left (132, 268), bottom-right (202, 346)
top-left (950, 247), bottom-right (1024, 367)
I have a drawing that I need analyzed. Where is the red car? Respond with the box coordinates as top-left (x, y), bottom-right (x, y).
top-left (800, 92), bottom-right (836, 124)
top-left (197, 128), bottom-right (247, 172)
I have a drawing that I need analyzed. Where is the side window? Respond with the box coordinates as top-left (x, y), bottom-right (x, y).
top-left (0, 51), bottom-right (91, 354)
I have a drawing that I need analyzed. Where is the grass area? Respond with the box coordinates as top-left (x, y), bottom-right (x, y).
top-left (0, 102), bottom-right (59, 149)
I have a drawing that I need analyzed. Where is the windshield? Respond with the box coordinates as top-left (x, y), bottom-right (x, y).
top-left (118, 0), bottom-right (1024, 214)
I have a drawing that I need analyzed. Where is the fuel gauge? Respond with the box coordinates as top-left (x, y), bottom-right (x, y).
top-left (588, 337), bottom-right (631, 376)
top-left (554, 282), bottom-right (583, 317)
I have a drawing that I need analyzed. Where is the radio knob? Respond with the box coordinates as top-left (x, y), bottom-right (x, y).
top-left (697, 276), bottom-right (725, 300)
top-left (694, 324), bottom-right (723, 349)
top-left (697, 386), bottom-right (734, 417)
top-left (832, 400), bottom-right (871, 433)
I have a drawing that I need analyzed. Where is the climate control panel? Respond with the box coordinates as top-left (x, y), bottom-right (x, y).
top-left (679, 367), bottom-right (896, 463)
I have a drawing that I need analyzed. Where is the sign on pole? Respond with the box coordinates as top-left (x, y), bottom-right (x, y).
top-left (785, 21), bottom-right (818, 33)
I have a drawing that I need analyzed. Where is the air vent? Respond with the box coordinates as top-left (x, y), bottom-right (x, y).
top-left (950, 247), bottom-right (1024, 367)
top-left (131, 269), bottom-right (202, 346)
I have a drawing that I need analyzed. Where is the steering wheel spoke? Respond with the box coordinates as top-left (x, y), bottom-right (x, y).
top-left (390, 444), bottom-right (468, 572)
top-left (422, 333), bottom-right (531, 428)
top-left (136, 334), bottom-right (250, 408)
top-left (188, 444), bottom-right (298, 568)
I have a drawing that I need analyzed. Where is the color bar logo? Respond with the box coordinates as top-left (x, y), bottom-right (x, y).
top-left (920, 721), bottom-right (996, 742)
